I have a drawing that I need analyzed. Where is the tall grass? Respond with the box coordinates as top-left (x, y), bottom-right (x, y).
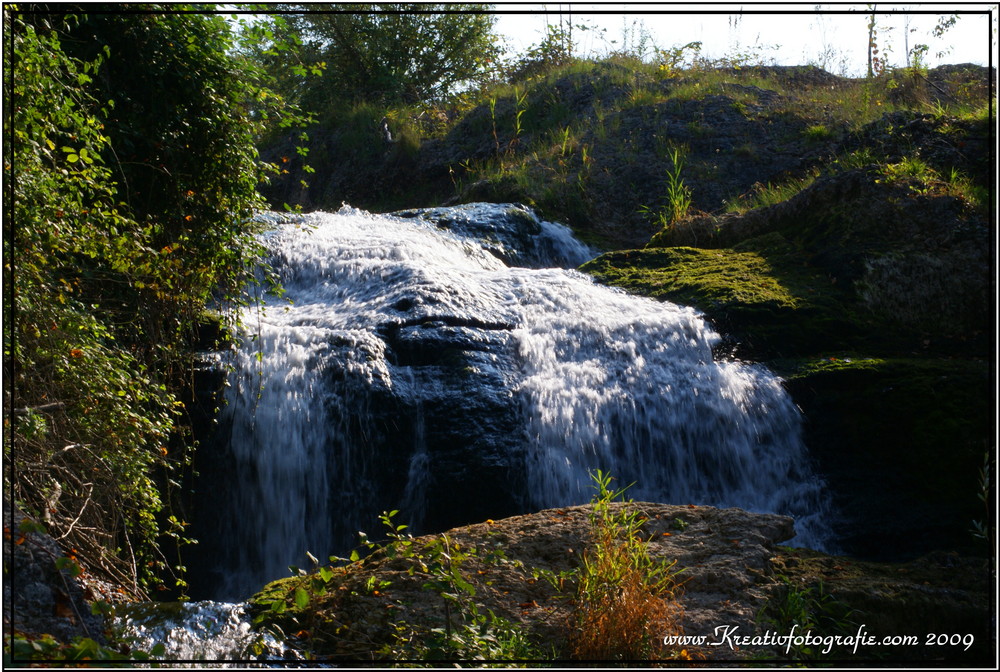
top-left (725, 170), bottom-right (819, 214)
top-left (569, 471), bottom-right (688, 661)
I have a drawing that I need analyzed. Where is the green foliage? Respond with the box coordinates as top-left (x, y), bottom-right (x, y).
top-left (725, 171), bottom-right (819, 214)
top-left (970, 451), bottom-right (993, 548)
top-left (4, 632), bottom-right (166, 665)
top-left (5, 6), bottom-right (301, 595)
top-left (655, 41), bottom-right (703, 78)
top-left (879, 155), bottom-right (934, 183)
top-left (757, 576), bottom-right (858, 660)
top-left (362, 512), bottom-right (541, 662)
top-left (516, 22), bottom-right (577, 75)
top-left (803, 123), bottom-right (834, 142)
top-left (640, 145), bottom-right (692, 229)
top-left (252, 510), bottom-right (542, 663)
top-left (260, 4), bottom-right (502, 107)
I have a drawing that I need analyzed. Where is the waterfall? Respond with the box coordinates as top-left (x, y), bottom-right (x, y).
top-left (196, 203), bottom-right (829, 601)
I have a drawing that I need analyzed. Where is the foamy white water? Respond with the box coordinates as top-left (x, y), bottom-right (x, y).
top-left (112, 601), bottom-right (288, 664)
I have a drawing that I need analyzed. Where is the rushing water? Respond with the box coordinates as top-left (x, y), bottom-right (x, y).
top-left (112, 601), bottom-right (288, 664)
top-left (195, 203), bottom-right (829, 601)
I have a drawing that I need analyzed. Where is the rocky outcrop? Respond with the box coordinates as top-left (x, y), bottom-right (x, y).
top-left (249, 502), bottom-right (798, 660)
top-left (646, 165), bottom-right (991, 347)
top-left (260, 64), bottom-right (993, 251)
top-left (784, 358), bottom-right (993, 561)
top-left (580, 107), bottom-right (992, 565)
top-left (3, 505), bottom-right (108, 645)
top-left (249, 502), bottom-right (994, 662)
top-left (769, 546), bottom-right (992, 663)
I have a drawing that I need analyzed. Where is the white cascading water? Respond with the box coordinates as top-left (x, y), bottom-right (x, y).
top-left (209, 204), bottom-right (829, 600)
top-left (112, 601), bottom-right (288, 664)
top-left (514, 268), bottom-right (814, 513)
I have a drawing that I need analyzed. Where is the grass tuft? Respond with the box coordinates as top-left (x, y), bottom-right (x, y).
top-left (569, 471), bottom-right (690, 661)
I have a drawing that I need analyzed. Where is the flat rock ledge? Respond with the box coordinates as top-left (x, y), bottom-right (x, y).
top-left (251, 503), bottom-right (790, 660)
top-left (251, 502), bottom-right (992, 663)
top-left (438, 502), bottom-right (796, 644)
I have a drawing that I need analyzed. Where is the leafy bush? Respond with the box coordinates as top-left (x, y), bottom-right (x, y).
top-left (5, 6), bottom-right (299, 596)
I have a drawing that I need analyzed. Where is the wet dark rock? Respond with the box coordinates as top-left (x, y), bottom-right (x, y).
top-left (3, 505), bottom-right (108, 645)
top-left (391, 202), bottom-right (543, 266)
top-left (784, 358), bottom-right (992, 562)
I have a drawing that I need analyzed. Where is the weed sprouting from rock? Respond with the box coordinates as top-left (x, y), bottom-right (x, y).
top-left (569, 470), bottom-right (689, 661)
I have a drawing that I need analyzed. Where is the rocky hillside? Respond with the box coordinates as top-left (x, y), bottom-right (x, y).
top-left (580, 105), bottom-right (993, 562)
top-left (262, 63), bottom-right (992, 246)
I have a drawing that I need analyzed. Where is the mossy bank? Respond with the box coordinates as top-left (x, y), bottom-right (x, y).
top-left (580, 107), bottom-right (993, 561)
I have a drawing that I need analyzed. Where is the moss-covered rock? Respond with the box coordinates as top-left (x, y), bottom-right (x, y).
top-left (783, 357), bottom-right (993, 560)
top-left (580, 236), bottom-right (863, 359)
top-left (766, 546), bottom-right (992, 662)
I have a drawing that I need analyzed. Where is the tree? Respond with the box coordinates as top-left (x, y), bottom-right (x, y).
top-left (4, 4), bottom-right (302, 596)
top-left (261, 4), bottom-right (502, 108)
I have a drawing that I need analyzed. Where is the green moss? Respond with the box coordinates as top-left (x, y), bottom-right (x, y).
top-left (247, 575), bottom-right (302, 615)
top-left (585, 246), bottom-right (799, 307)
top-left (785, 356), bottom-right (991, 512)
top-left (580, 237), bottom-right (859, 358)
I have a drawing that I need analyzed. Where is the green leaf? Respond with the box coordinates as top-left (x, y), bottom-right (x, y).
top-left (294, 586), bottom-right (309, 610)
top-left (349, 549), bottom-right (360, 562)
top-left (453, 574), bottom-right (477, 596)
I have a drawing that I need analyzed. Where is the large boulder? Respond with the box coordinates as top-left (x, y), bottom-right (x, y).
top-left (3, 505), bottom-right (109, 645)
top-left (248, 502), bottom-right (993, 662)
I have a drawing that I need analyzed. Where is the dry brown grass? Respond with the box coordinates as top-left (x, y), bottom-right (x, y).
top-left (567, 472), bottom-right (694, 662)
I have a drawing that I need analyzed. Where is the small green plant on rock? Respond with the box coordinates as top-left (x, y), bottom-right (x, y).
top-left (640, 144), bottom-right (693, 230)
top-left (368, 512), bottom-right (542, 663)
top-left (970, 450), bottom-right (993, 549)
top-left (569, 471), bottom-right (689, 661)
top-left (756, 575), bottom-right (858, 660)
top-left (725, 171), bottom-right (818, 214)
top-left (803, 123), bottom-right (834, 142)
top-left (253, 510), bottom-right (542, 663)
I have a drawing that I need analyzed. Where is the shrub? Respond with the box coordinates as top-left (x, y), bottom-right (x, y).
top-left (5, 6), bottom-right (298, 596)
top-left (569, 471), bottom-right (687, 661)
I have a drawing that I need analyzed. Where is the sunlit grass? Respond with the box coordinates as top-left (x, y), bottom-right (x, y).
top-left (725, 170), bottom-right (819, 214)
